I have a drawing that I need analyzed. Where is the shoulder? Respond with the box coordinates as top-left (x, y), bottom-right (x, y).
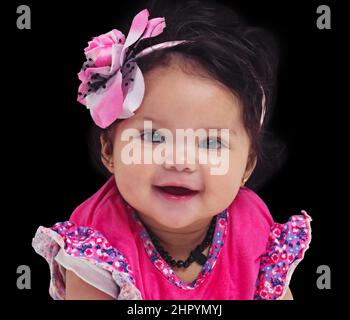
top-left (228, 186), bottom-right (275, 232)
top-left (69, 177), bottom-right (127, 227)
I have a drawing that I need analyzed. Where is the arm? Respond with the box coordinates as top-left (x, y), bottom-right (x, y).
top-left (281, 287), bottom-right (294, 300)
top-left (65, 270), bottom-right (115, 300)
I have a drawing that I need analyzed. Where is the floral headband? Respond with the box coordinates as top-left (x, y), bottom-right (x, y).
top-left (77, 8), bottom-right (266, 129)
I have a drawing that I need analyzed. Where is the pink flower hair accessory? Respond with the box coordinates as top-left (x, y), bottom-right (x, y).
top-left (77, 8), bottom-right (187, 128)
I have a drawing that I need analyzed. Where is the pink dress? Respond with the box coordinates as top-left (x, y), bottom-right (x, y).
top-left (32, 176), bottom-right (312, 300)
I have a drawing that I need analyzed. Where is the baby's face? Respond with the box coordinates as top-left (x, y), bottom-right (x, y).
top-left (106, 57), bottom-right (253, 231)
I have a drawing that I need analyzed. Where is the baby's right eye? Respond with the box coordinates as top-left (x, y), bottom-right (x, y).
top-left (140, 130), bottom-right (166, 143)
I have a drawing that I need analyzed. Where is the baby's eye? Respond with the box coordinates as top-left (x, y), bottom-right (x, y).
top-left (199, 137), bottom-right (225, 149)
top-left (140, 130), bottom-right (166, 143)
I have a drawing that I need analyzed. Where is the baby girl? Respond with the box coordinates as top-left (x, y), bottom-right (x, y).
top-left (32, 0), bottom-right (312, 300)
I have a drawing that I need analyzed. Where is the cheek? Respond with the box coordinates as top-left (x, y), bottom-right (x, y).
top-left (199, 175), bottom-right (238, 215)
top-left (114, 160), bottom-right (153, 188)
top-left (204, 170), bottom-right (239, 199)
top-left (204, 149), bottom-right (247, 185)
top-left (112, 137), bottom-right (153, 192)
top-left (113, 162), bottom-right (156, 210)
top-left (200, 151), bottom-right (246, 208)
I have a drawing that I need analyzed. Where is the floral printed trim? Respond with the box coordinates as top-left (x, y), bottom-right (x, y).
top-left (32, 221), bottom-right (142, 300)
top-left (254, 210), bottom-right (312, 300)
top-left (128, 206), bottom-right (229, 290)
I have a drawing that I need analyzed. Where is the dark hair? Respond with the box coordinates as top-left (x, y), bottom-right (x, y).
top-left (88, 0), bottom-right (287, 191)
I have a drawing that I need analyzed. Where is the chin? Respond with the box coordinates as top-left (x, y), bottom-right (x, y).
top-left (156, 217), bottom-right (199, 231)
top-left (150, 206), bottom-right (205, 230)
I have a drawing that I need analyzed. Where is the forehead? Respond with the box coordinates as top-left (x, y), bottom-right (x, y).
top-left (131, 58), bottom-right (244, 131)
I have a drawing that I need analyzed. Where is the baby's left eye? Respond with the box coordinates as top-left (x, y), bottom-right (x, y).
top-left (199, 137), bottom-right (225, 149)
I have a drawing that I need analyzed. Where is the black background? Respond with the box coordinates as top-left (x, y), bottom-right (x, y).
top-left (5, 0), bottom-right (344, 309)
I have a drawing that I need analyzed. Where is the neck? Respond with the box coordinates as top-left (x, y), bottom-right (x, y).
top-left (138, 213), bottom-right (212, 258)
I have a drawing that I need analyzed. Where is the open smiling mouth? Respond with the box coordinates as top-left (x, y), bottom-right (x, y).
top-left (153, 186), bottom-right (199, 200)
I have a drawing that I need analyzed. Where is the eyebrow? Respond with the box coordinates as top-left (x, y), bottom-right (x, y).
top-left (136, 117), bottom-right (237, 136)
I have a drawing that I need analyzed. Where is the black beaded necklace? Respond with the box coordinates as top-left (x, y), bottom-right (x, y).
top-left (145, 215), bottom-right (217, 269)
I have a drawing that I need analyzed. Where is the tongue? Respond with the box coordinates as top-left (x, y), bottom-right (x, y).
top-left (158, 186), bottom-right (197, 196)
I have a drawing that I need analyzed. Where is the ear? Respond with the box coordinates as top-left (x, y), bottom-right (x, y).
top-left (100, 134), bottom-right (114, 174)
top-left (242, 151), bottom-right (257, 184)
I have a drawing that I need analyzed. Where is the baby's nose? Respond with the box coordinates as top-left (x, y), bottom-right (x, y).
top-left (162, 142), bottom-right (197, 172)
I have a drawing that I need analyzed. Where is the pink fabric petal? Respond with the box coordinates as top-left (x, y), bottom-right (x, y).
top-left (86, 36), bottom-right (112, 52)
top-left (96, 34), bottom-right (115, 46)
top-left (117, 106), bottom-right (135, 119)
top-left (85, 71), bottom-right (124, 128)
top-left (120, 9), bottom-right (150, 65)
top-left (140, 17), bottom-right (166, 39)
top-left (86, 29), bottom-right (125, 52)
top-left (77, 84), bottom-right (87, 104)
top-left (78, 66), bottom-right (112, 82)
top-left (78, 69), bottom-right (88, 83)
top-left (121, 65), bottom-right (145, 118)
top-left (85, 29), bottom-right (126, 68)
top-left (85, 38), bottom-right (99, 52)
top-left (77, 66), bottom-right (111, 99)
top-left (108, 29), bottom-right (126, 44)
top-left (123, 9), bottom-right (149, 50)
top-left (86, 46), bottom-right (113, 67)
top-left (110, 44), bottom-right (123, 73)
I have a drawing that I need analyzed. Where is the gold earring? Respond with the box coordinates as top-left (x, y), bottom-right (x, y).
top-left (242, 176), bottom-right (248, 186)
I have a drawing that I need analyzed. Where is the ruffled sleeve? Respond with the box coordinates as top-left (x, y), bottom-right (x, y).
top-left (54, 248), bottom-right (119, 299)
top-left (32, 221), bottom-right (142, 300)
top-left (254, 210), bottom-right (312, 300)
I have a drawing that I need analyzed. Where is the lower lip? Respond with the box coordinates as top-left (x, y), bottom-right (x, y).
top-left (152, 186), bottom-right (200, 202)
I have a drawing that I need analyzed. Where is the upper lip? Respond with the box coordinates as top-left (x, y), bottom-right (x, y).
top-left (153, 182), bottom-right (201, 192)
